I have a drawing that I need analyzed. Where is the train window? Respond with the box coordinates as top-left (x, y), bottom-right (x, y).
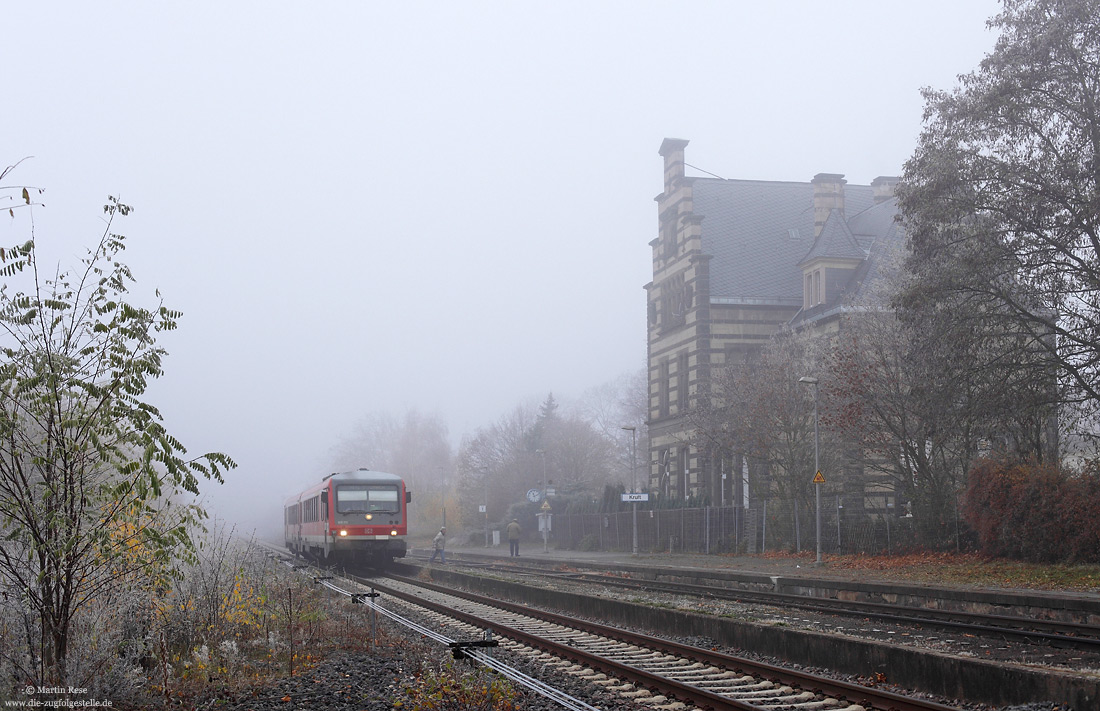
top-left (336, 485), bottom-right (399, 513)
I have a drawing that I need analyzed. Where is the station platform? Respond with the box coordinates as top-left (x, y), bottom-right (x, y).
top-left (411, 541), bottom-right (1100, 613)
top-left (419, 541), bottom-right (878, 582)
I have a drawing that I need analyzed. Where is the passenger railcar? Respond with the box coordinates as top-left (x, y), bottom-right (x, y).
top-left (284, 469), bottom-right (412, 564)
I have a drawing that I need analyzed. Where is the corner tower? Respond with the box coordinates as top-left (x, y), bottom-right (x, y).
top-left (645, 139), bottom-right (712, 501)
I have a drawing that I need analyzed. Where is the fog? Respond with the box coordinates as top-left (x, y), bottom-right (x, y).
top-left (2, 1), bottom-right (999, 538)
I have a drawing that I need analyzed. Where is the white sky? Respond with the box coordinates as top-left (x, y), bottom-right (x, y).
top-left (2, 1), bottom-right (1000, 532)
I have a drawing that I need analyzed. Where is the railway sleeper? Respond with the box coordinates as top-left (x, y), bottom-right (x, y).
top-left (696, 683), bottom-right (780, 696)
top-left (655, 673), bottom-right (726, 682)
top-left (619, 687), bottom-right (654, 699)
top-left (641, 658), bottom-right (707, 670)
top-left (721, 684), bottom-right (795, 697)
top-left (635, 694), bottom-right (673, 705)
top-left (607, 682), bottom-right (640, 692)
top-left (685, 670), bottom-right (753, 681)
top-left (754, 690), bottom-right (818, 706)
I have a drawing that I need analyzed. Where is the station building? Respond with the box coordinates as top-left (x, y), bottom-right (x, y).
top-left (644, 137), bottom-right (901, 506)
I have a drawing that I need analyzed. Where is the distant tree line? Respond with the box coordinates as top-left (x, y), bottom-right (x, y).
top-left (330, 372), bottom-right (648, 540)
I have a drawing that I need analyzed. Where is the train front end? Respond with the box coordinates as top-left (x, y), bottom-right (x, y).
top-left (327, 469), bottom-right (410, 563)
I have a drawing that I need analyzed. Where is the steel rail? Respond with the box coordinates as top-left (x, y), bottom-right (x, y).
top-left (365, 575), bottom-right (766, 711)
top-left (444, 557), bottom-right (1100, 650)
top-left (277, 557), bottom-right (600, 711)
top-left (556, 569), bottom-right (1100, 649)
top-left (378, 573), bottom-right (963, 711)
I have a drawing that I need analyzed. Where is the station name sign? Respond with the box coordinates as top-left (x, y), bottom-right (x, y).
top-left (621, 493), bottom-right (649, 502)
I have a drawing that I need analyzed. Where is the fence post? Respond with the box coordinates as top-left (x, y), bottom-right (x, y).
top-left (762, 500), bottom-right (767, 553)
top-left (705, 506), bottom-right (710, 554)
top-left (680, 505), bottom-right (685, 553)
top-left (836, 495), bottom-right (842, 554)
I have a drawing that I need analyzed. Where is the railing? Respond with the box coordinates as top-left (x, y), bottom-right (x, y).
top-left (553, 504), bottom-right (966, 555)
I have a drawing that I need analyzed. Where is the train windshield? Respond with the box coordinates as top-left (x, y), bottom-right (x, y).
top-left (335, 485), bottom-right (400, 514)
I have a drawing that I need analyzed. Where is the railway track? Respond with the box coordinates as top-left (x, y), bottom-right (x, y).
top-left (264, 540), bottom-right (1096, 708)
top-left (265, 541), bottom-right (968, 710)
top-left (362, 571), bottom-right (965, 711)
top-left (431, 554), bottom-right (1100, 652)
top-left (266, 550), bottom-right (603, 711)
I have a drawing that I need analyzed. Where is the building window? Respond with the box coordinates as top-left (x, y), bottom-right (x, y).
top-left (680, 447), bottom-right (690, 498)
top-left (676, 351), bottom-right (689, 414)
top-left (660, 272), bottom-right (687, 331)
top-left (659, 359), bottom-right (670, 418)
top-left (813, 270), bottom-right (822, 305)
top-left (660, 210), bottom-right (677, 259)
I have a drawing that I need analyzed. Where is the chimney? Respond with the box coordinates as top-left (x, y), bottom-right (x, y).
top-left (871, 176), bottom-right (901, 204)
top-left (812, 172), bottom-right (846, 237)
top-left (659, 138), bottom-right (690, 194)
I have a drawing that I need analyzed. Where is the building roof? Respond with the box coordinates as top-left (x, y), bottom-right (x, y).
top-left (799, 210), bottom-right (866, 265)
top-left (692, 176), bottom-right (897, 304)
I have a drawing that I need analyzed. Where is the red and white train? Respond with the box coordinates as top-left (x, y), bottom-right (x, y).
top-left (284, 469), bottom-right (412, 565)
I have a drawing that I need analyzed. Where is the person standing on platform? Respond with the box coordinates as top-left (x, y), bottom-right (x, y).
top-left (507, 518), bottom-right (521, 557)
top-left (430, 526), bottom-right (446, 563)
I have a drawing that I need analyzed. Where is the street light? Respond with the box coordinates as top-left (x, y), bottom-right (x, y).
top-left (535, 449), bottom-right (548, 552)
top-left (798, 376), bottom-right (821, 565)
top-left (621, 426), bottom-right (638, 556)
top-left (439, 466), bottom-right (447, 530)
top-left (482, 468), bottom-right (489, 548)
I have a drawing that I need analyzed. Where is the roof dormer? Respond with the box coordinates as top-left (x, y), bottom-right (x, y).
top-left (799, 211), bottom-right (866, 310)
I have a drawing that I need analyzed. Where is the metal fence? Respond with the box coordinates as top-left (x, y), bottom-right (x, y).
top-left (553, 502), bottom-right (965, 556)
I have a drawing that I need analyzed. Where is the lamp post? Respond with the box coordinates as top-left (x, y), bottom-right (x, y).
top-left (439, 466), bottom-right (447, 530)
top-left (535, 449), bottom-right (548, 552)
top-left (483, 468), bottom-right (489, 548)
top-left (534, 449), bottom-right (546, 498)
top-left (621, 426), bottom-right (638, 556)
top-left (798, 376), bottom-right (821, 565)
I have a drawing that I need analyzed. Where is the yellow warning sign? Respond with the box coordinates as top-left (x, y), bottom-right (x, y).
top-left (813, 471), bottom-right (826, 484)
top-left (540, 499), bottom-right (552, 511)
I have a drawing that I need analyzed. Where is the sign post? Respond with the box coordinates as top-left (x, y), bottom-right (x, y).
top-left (538, 499), bottom-right (552, 553)
top-left (621, 493), bottom-right (648, 556)
top-left (813, 470), bottom-right (824, 563)
top-left (800, 375), bottom-right (822, 565)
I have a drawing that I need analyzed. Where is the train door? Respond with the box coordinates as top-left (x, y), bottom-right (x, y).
top-left (286, 500), bottom-right (303, 553)
top-left (321, 487), bottom-right (331, 558)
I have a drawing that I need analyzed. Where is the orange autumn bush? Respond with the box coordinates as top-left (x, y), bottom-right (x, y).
top-left (963, 458), bottom-right (1100, 564)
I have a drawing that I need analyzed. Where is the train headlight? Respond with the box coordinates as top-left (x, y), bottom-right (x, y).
top-left (365, 514), bottom-right (373, 520)
top-left (390, 530), bottom-right (398, 536)
top-left (339, 530), bottom-right (348, 537)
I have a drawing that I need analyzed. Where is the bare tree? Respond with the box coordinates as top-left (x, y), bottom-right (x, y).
top-left (454, 403), bottom-right (539, 530)
top-left (692, 332), bottom-right (835, 546)
top-left (828, 238), bottom-right (1056, 544)
top-left (575, 367), bottom-right (648, 489)
top-left (330, 409), bottom-right (452, 532)
top-left (898, 0), bottom-right (1100, 449)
